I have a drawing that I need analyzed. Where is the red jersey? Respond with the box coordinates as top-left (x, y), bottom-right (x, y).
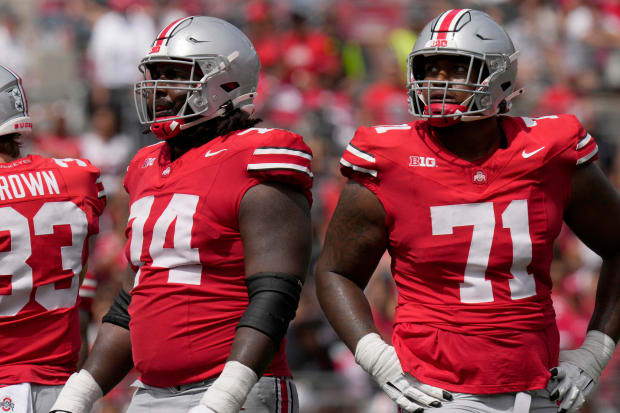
top-left (0, 155), bottom-right (105, 385)
top-left (124, 128), bottom-right (313, 387)
top-left (339, 115), bottom-right (599, 394)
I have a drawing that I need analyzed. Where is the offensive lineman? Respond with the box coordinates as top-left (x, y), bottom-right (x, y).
top-left (316, 9), bottom-right (619, 413)
top-left (51, 16), bottom-right (312, 413)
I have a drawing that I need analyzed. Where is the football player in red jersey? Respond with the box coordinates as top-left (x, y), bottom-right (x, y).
top-left (0, 64), bottom-right (106, 412)
top-left (50, 16), bottom-right (312, 413)
top-left (316, 9), bottom-right (619, 413)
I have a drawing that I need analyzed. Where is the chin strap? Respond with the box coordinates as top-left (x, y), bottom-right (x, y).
top-left (150, 92), bottom-right (257, 140)
top-left (425, 86), bottom-right (526, 127)
top-left (150, 115), bottom-right (214, 140)
top-left (150, 116), bottom-right (184, 140)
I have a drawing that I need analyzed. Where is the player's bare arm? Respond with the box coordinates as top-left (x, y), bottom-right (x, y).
top-left (50, 267), bottom-right (136, 413)
top-left (231, 181), bottom-right (311, 374)
top-left (546, 162), bottom-right (620, 412)
top-left (315, 179), bottom-right (387, 350)
top-left (564, 162), bottom-right (620, 341)
top-left (81, 266), bottom-right (137, 393)
top-left (189, 182), bottom-right (312, 413)
top-left (316, 180), bottom-right (451, 412)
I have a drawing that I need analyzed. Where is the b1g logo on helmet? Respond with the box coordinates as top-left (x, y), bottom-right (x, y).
top-left (1, 396), bottom-right (15, 412)
top-left (427, 39), bottom-right (448, 47)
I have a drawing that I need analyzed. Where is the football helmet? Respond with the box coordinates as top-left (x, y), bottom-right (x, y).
top-left (134, 16), bottom-right (260, 139)
top-left (0, 64), bottom-right (32, 136)
top-left (407, 9), bottom-right (522, 127)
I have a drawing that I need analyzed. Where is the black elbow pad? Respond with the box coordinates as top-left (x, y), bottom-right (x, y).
top-left (102, 288), bottom-right (131, 330)
top-left (236, 272), bottom-right (303, 345)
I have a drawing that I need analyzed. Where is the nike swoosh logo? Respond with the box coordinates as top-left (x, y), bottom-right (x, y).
top-left (522, 146), bottom-right (545, 158)
top-left (205, 149), bottom-right (227, 158)
top-left (188, 37), bottom-right (211, 44)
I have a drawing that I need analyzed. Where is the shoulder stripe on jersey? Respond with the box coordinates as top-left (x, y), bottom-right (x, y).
top-left (82, 278), bottom-right (97, 288)
top-left (79, 289), bottom-right (96, 298)
top-left (576, 145), bottom-right (598, 165)
top-left (346, 144), bottom-right (375, 163)
top-left (340, 158), bottom-right (377, 178)
top-left (253, 148), bottom-right (313, 160)
top-left (247, 163), bottom-right (313, 178)
top-left (576, 133), bottom-right (592, 150)
top-left (95, 177), bottom-right (106, 198)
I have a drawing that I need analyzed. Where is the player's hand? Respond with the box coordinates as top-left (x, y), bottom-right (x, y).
top-left (187, 405), bottom-right (217, 413)
top-left (355, 333), bottom-right (452, 412)
top-left (547, 362), bottom-right (592, 413)
top-left (546, 331), bottom-right (615, 413)
top-left (382, 372), bottom-right (453, 413)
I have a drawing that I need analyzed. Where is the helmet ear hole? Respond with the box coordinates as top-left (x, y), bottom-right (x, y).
top-left (220, 82), bottom-right (240, 92)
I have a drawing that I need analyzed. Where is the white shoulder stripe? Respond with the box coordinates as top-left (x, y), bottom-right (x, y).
top-left (253, 148), bottom-right (312, 160)
top-left (96, 174), bottom-right (106, 198)
top-left (81, 278), bottom-right (97, 288)
top-left (79, 290), bottom-right (96, 298)
top-left (340, 158), bottom-right (377, 178)
top-left (576, 134), bottom-right (592, 150)
top-left (346, 144), bottom-right (375, 163)
top-left (576, 145), bottom-right (598, 165)
top-left (247, 163), bottom-right (313, 178)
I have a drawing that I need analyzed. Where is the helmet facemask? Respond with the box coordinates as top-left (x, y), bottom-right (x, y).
top-left (134, 52), bottom-right (241, 126)
top-left (407, 49), bottom-right (518, 126)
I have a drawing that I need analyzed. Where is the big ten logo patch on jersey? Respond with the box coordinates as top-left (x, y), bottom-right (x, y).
top-left (409, 156), bottom-right (436, 167)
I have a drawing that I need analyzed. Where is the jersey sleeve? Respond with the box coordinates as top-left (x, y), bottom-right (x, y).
top-left (57, 157), bottom-right (106, 224)
top-left (340, 126), bottom-right (379, 190)
top-left (573, 125), bottom-right (598, 167)
top-left (557, 114), bottom-right (599, 167)
top-left (245, 129), bottom-right (313, 202)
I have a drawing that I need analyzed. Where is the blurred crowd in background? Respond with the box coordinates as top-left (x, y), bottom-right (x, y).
top-left (2, 0), bottom-right (620, 411)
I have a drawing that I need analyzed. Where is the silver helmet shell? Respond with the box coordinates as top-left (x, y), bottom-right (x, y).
top-left (134, 16), bottom-right (260, 126)
top-left (407, 9), bottom-right (519, 122)
top-left (0, 65), bottom-right (32, 136)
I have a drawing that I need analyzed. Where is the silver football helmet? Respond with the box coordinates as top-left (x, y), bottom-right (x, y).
top-left (0, 64), bottom-right (32, 136)
top-left (407, 9), bottom-right (521, 125)
top-left (134, 16), bottom-right (260, 138)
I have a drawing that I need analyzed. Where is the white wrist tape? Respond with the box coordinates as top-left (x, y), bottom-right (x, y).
top-left (354, 332), bottom-right (401, 386)
top-left (50, 369), bottom-right (103, 413)
top-left (200, 361), bottom-right (258, 413)
top-left (560, 330), bottom-right (616, 382)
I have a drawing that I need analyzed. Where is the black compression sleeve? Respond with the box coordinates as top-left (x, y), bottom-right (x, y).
top-left (101, 289), bottom-right (131, 330)
top-left (236, 272), bottom-right (303, 345)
